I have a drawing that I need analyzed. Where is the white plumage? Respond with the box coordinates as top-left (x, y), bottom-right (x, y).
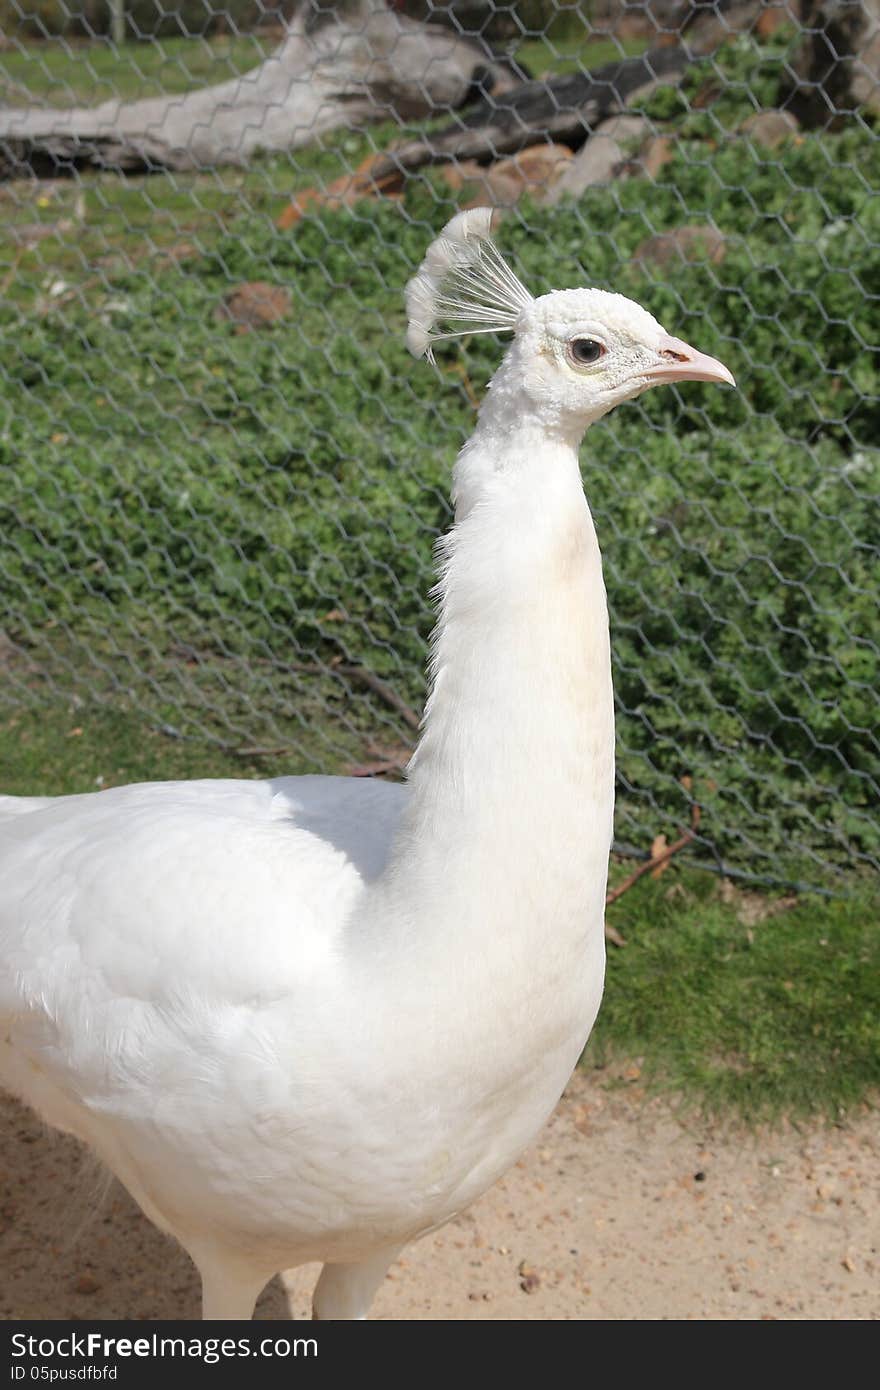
top-left (0, 211), bottom-right (733, 1320)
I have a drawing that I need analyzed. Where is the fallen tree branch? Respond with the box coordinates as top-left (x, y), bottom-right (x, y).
top-left (225, 659), bottom-right (420, 740)
top-left (164, 638), bottom-right (421, 732)
top-left (604, 920), bottom-right (629, 949)
top-left (331, 663), bottom-right (421, 731)
top-left (603, 807), bottom-right (700, 949)
top-left (371, 44), bottom-right (691, 178)
top-left (606, 803), bottom-right (702, 909)
top-left (343, 739), bottom-right (412, 777)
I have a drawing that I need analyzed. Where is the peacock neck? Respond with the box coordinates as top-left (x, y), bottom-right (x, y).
top-left (449, 352), bottom-right (596, 521)
top-left (371, 390), bottom-right (615, 974)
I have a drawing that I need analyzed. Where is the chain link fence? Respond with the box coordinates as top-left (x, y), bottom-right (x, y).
top-left (0, 0), bottom-right (877, 888)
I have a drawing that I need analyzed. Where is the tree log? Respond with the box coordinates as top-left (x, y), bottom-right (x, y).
top-left (371, 45), bottom-right (691, 178)
top-left (0, 2), bottom-right (516, 177)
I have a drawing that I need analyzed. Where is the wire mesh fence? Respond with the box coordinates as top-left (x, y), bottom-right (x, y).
top-left (0, 0), bottom-right (877, 888)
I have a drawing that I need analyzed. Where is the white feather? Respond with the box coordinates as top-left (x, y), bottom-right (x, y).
top-left (405, 207), bottom-right (534, 360)
top-left (0, 795), bottom-right (54, 821)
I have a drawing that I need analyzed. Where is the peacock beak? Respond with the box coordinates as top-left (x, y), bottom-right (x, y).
top-left (645, 334), bottom-right (736, 388)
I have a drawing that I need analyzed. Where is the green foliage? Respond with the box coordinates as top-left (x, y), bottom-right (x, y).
top-left (0, 32), bottom-right (877, 881)
top-left (0, 33), bottom-right (270, 104)
top-left (643, 26), bottom-right (798, 130)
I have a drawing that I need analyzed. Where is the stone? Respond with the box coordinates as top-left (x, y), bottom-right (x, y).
top-left (217, 282), bottom-right (291, 332)
top-left (634, 225), bottom-right (727, 270)
top-left (442, 160), bottom-right (519, 208)
top-left (756, 6), bottom-right (792, 39)
top-left (638, 134), bottom-right (675, 179)
top-left (545, 116), bottom-right (649, 203)
top-left (740, 109), bottom-right (800, 149)
top-left (443, 142), bottom-right (574, 208)
top-left (277, 153), bottom-right (404, 230)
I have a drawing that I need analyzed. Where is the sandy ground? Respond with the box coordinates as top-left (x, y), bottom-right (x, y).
top-left (1, 1074), bottom-right (877, 1321)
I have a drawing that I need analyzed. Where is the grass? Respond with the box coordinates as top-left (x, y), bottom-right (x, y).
top-left (0, 33), bottom-right (273, 105)
top-left (2, 704), bottom-right (877, 1124)
top-left (0, 110), bottom-right (413, 303)
top-left (512, 31), bottom-right (647, 77)
top-left (0, 624), bottom-right (400, 786)
top-left (596, 862), bottom-right (879, 1122)
top-left (0, 29), bottom-right (646, 108)
top-left (0, 703), bottom-right (289, 791)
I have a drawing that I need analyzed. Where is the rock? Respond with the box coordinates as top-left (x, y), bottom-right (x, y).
top-left (440, 159), bottom-right (482, 193)
top-left (638, 134), bottom-right (674, 179)
top-left (442, 160), bottom-right (520, 208)
top-left (217, 283), bottom-right (291, 332)
top-left (466, 170), bottom-right (524, 209)
top-left (517, 1260), bottom-right (542, 1294)
top-left (497, 142), bottom-right (574, 194)
top-left (156, 241), bottom-right (198, 268)
top-left (501, 143), bottom-right (573, 182)
top-left (277, 152), bottom-right (406, 230)
top-left (756, 5), bottom-right (792, 38)
top-left (545, 116), bottom-right (649, 203)
top-left (634, 224), bottom-right (727, 270)
top-left (740, 109), bottom-right (800, 149)
top-left (72, 1273), bottom-right (101, 1295)
top-left (443, 142), bottom-right (573, 208)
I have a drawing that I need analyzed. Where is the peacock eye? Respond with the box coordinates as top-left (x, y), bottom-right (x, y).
top-left (567, 338), bottom-right (606, 367)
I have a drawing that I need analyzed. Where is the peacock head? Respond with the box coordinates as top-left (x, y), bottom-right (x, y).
top-left (405, 208), bottom-right (734, 429)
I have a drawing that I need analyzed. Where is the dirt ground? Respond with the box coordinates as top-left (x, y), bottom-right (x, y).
top-left (1, 1074), bottom-right (877, 1321)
